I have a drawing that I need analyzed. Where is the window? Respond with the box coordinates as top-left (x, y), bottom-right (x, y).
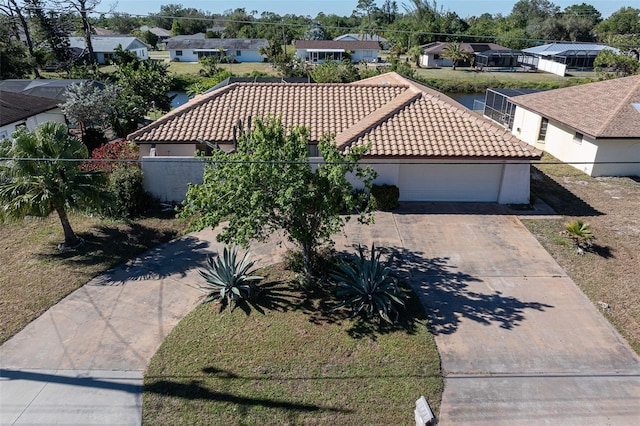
top-left (538, 118), bottom-right (549, 141)
top-left (574, 132), bottom-right (583, 144)
top-left (236, 50), bottom-right (241, 57)
top-left (175, 50), bottom-right (182, 56)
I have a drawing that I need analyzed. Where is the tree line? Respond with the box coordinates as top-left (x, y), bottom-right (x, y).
top-left (1, 0), bottom-right (639, 79)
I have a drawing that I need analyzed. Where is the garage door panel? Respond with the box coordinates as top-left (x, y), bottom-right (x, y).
top-left (398, 164), bottom-right (502, 202)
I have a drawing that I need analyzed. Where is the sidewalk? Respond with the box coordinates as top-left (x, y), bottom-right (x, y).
top-left (0, 227), bottom-right (290, 425)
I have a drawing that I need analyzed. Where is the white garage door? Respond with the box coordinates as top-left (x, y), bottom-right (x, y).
top-left (397, 163), bottom-right (503, 202)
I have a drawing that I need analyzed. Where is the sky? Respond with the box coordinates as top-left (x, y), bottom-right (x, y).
top-left (108, 0), bottom-right (632, 20)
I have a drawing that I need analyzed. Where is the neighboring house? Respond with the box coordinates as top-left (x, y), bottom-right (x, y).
top-left (520, 43), bottom-right (618, 76)
top-left (419, 42), bottom-right (509, 67)
top-left (510, 75), bottom-right (640, 177)
top-left (127, 72), bottom-right (540, 204)
top-left (166, 38), bottom-right (268, 62)
top-left (93, 27), bottom-right (117, 36)
top-left (334, 33), bottom-right (389, 50)
top-left (68, 36), bottom-right (149, 64)
top-left (0, 91), bottom-right (66, 140)
top-left (139, 26), bottom-right (172, 43)
top-left (0, 79), bottom-right (104, 101)
top-left (295, 40), bottom-right (379, 64)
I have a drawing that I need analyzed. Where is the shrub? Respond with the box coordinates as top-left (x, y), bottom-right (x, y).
top-left (564, 220), bottom-right (594, 255)
top-left (199, 246), bottom-right (263, 310)
top-left (370, 184), bottom-right (399, 210)
top-left (103, 164), bottom-right (153, 218)
top-left (83, 140), bottom-right (139, 173)
top-left (331, 244), bottom-right (406, 323)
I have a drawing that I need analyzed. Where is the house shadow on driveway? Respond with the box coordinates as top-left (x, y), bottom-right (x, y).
top-left (378, 247), bottom-right (554, 336)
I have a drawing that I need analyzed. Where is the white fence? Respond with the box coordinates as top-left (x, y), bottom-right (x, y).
top-left (141, 156), bottom-right (205, 202)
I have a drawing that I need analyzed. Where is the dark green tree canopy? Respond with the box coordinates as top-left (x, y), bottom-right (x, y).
top-left (179, 116), bottom-right (377, 273)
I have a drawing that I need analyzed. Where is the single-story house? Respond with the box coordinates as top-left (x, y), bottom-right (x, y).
top-left (334, 33), bottom-right (389, 50)
top-left (0, 79), bottom-right (104, 101)
top-left (68, 36), bottom-right (149, 64)
top-left (0, 91), bottom-right (66, 140)
top-left (166, 38), bottom-right (268, 62)
top-left (519, 43), bottom-right (618, 76)
top-left (510, 74), bottom-right (640, 177)
top-left (295, 40), bottom-right (379, 64)
top-left (139, 26), bottom-right (172, 43)
top-left (127, 72), bottom-right (540, 204)
top-left (419, 42), bottom-right (509, 67)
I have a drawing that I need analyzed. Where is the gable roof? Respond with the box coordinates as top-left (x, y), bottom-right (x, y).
top-left (522, 43), bottom-right (618, 57)
top-left (0, 91), bottom-right (61, 127)
top-left (68, 36), bottom-right (147, 52)
top-left (421, 41), bottom-right (509, 54)
top-left (166, 38), bottom-right (268, 51)
top-left (510, 75), bottom-right (640, 139)
top-left (128, 72), bottom-right (539, 160)
top-left (295, 40), bottom-right (380, 50)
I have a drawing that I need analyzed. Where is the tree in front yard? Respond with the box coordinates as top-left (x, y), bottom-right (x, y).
top-left (179, 116), bottom-right (377, 274)
top-left (0, 122), bottom-right (108, 249)
top-left (441, 41), bottom-right (470, 70)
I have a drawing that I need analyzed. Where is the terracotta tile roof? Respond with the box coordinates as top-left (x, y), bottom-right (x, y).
top-left (510, 75), bottom-right (640, 138)
top-left (128, 72), bottom-right (541, 160)
top-left (294, 40), bottom-right (380, 50)
top-left (0, 91), bottom-right (60, 127)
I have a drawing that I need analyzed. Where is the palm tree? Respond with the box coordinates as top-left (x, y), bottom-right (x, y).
top-left (408, 45), bottom-right (424, 68)
top-left (0, 122), bottom-right (108, 249)
top-left (441, 41), bottom-right (470, 70)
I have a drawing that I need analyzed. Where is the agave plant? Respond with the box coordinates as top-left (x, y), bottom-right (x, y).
top-left (331, 244), bottom-right (406, 323)
top-left (199, 246), bottom-right (263, 309)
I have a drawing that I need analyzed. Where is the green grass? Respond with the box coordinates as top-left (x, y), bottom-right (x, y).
top-left (144, 263), bottom-right (442, 424)
top-left (0, 211), bottom-right (187, 345)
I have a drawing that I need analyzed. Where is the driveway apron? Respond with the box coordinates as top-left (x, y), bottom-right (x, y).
top-left (335, 209), bottom-right (640, 425)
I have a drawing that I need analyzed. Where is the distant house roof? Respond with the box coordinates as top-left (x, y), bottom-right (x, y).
top-left (0, 91), bottom-right (61, 127)
top-left (166, 38), bottom-right (268, 50)
top-left (334, 33), bottom-right (388, 43)
top-left (68, 36), bottom-right (148, 52)
top-left (522, 43), bottom-right (618, 57)
top-left (148, 27), bottom-right (171, 37)
top-left (93, 27), bottom-right (117, 36)
top-left (166, 33), bottom-right (205, 42)
top-left (128, 72), bottom-right (539, 160)
top-left (0, 79), bottom-right (104, 101)
top-left (295, 40), bottom-right (380, 51)
top-left (421, 42), bottom-right (510, 54)
top-left (510, 75), bottom-right (640, 139)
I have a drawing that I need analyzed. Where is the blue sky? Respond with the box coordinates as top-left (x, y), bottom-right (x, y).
top-left (110, 1), bottom-right (629, 20)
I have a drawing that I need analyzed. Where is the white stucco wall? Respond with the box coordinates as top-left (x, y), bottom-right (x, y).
top-left (0, 108), bottom-right (66, 139)
top-left (512, 106), bottom-right (639, 177)
top-left (139, 143), bottom-right (197, 157)
top-left (141, 156), bottom-right (206, 202)
top-left (169, 49), bottom-right (264, 63)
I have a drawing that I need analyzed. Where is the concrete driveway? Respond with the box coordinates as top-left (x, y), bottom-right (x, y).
top-left (2, 204), bottom-right (639, 424)
top-left (333, 205), bottom-right (640, 425)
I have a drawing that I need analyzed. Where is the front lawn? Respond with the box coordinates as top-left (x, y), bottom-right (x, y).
top-left (522, 154), bottom-right (640, 353)
top-left (144, 263), bottom-right (442, 424)
top-left (0, 211), bottom-right (187, 345)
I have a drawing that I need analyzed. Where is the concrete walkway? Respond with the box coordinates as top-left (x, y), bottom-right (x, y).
top-left (2, 205), bottom-right (640, 424)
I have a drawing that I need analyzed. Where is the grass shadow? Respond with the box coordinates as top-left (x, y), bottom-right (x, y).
top-left (531, 166), bottom-right (603, 216)
top-left (145, 380), bottom-right (349, 413)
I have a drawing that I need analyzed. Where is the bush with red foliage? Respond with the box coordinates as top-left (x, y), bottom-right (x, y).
top-left (82, 139), bottom-right (139, 173)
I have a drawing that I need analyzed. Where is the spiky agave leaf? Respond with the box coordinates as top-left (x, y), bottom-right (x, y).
top-left (199, 246), bottom-right (263, 309)
top-left (331, 243), bottom-right (406, 323)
